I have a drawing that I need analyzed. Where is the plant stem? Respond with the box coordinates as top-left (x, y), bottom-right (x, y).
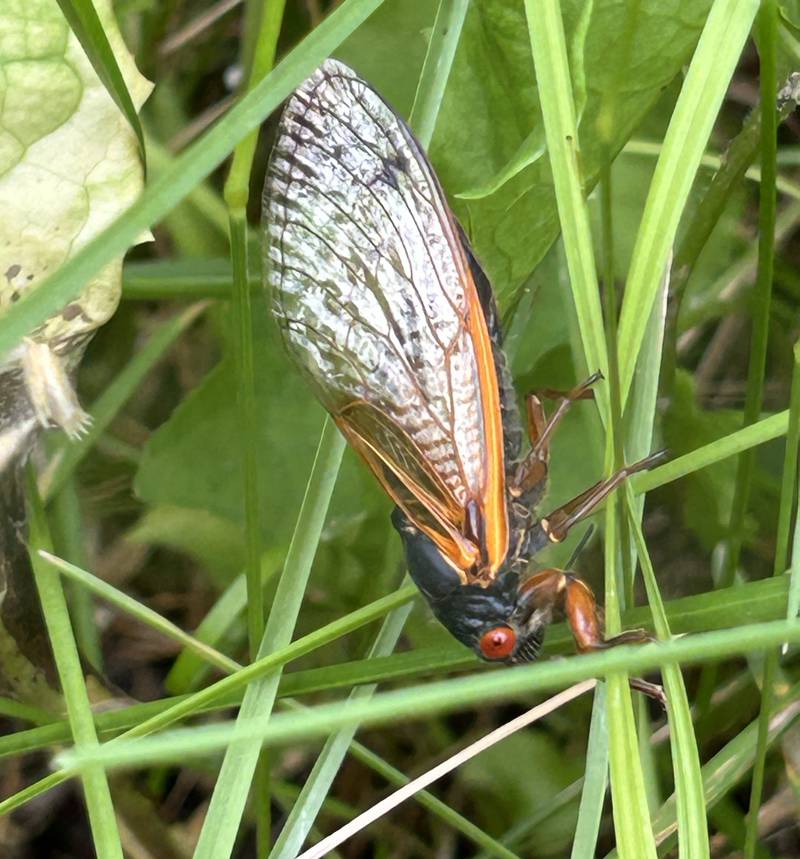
top-left (696, 0), bottom-right (779, 727)
top-left (222, 2), bottom-right (287, 849)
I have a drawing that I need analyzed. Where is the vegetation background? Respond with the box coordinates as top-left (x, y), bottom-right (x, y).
top-left (1, 0), bottom-right (800, 857)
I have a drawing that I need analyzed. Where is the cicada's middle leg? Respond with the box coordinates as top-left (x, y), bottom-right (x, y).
top-left (511, 372), bottom-right (603, 499)
top-left (539, 449), bottom-right (668, 544)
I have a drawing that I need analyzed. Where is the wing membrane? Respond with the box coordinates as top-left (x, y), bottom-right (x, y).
top-left (263, 59), bottom-right (507, 576)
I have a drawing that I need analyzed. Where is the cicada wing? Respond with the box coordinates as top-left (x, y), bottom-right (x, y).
top-left (335, 402), bottom-right (484, 572)
top-left (263, 59), bottom-right (508, 576)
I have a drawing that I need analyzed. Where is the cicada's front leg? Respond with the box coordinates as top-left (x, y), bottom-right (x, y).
top-left (511, 372), bottom-right (602, 500)
top-left (519, 568), bottom-right (665, 705)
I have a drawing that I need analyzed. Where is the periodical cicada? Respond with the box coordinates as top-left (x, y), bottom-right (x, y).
top-left (262, 59), bottom-right (665, 680)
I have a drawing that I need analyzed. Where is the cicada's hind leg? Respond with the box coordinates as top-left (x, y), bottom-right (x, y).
top-left (520, 569), bottom-right (665, 705)
top-left (511, 372), bottom-right (603, 499)
top-left (539, 449), bottom-right (668, 544)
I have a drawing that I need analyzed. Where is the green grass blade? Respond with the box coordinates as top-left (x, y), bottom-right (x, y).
top-left (122, 259), bottom-right (252, 301)
top-left (744, 86), bottom-right (797, 849)
top-left (570, 684), bottom-right (609, 859)
top-left (224, 3), bottom-right (288, 844)
top-left (57, 618), bottom-right (800, 773)
top-left (191, 419), bottom-right (345, 859)
top-left (25, 471), bottom-right (123, 859)
top-left (408, 0), bottom-right (469, 148)
top-left (716, 0), bottom-right (780, 596)
top-left (603, 491), bottom-right (655, 858)
top-left (49, 474), bottom-right (102, 668)
top-left (606, 674), bottom-right (656, 858)
top-left (0, 772), bottom-right (71, 817)
top-left (616, 0), bottom-right (759, 404)
top-left (788, 346), bottom-right (800, 632)
top-left (633, 410), bottom-right (789, 494)
top-left (270, 601), bottom-right (413, 858)
top-left (788, 494), bottom-right (800, 631)
top-left (0, 697), bottom-right (56, 726)
top-left (166, 551), bottom-right (282, 693)
top-left (625, 489), bottom-right (708, 859)
top-left (0, 0), bottom-right (386, 362)
top-left (39, 302), bottom-right (207, 501)
top-left (524, 3), bottom-right (656, 849)
top-left (55, 0), bottom-right (146, 158)
top-left (695, 0), bottom-right (781, 731)
top-left (524, 0), bottom-right (608, 416)
top-left (228, 212), bottom-right (264, 661)
top-left (626, 270), bottom-right (669, 467)
top-left (37, 551), bottom-right (241, 675)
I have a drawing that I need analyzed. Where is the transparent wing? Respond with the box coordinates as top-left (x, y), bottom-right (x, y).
top-left (263, 59), bottom-right (507, 576)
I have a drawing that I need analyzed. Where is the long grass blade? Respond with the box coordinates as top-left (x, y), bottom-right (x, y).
top-left (570, 683), bottom-right (609, 859)
top-left (191, 420), bottom-right (344, 859)
top-left (633, 410), bottom-right (789, 494)
top-left (55, 0), bottom-right (146, 157)
top-left (221, 0), bottom-right (284, 834)
top-left (694, 0), bottom-right (780, 732)
top-left (57, 618), bottom-right (800, 773)
top-left (37, 551), bottom-right (241, 675)
top-left (25, 471), bottom-right (123, 859)
top-left (744, 29), bottom-right (796, 837)
top-left (524, 0), bottom-right (608, 415)
top-left (270, 601), bottom-right (413, 859)
top-left (625, 489), bottom-right (708, 859)
top-left (616, 0), bottom-right (759, 403)
top-left (296, 682), bottom-right (597, 859)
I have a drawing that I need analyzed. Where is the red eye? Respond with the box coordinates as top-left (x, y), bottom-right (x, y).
top-left (479, 625), bottom-right (517, 660)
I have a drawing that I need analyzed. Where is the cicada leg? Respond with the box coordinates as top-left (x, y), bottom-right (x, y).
top-left (520, 569), bottom-right (666, 706)
top-left (562, 573), bottom-right (666, 706)
top-left (539, 449), bottom-right (668, 543)
top-left (512, 372), bottom-right (603, 498)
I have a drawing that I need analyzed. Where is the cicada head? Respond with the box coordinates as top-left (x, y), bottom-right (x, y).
top-left (392, 509), bottom-right (546, 664)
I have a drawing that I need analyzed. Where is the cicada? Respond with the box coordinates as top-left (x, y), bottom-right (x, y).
top-left (263, 59), bottom-right (664, 669)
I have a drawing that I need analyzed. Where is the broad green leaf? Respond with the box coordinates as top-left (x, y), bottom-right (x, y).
top-left (316, 0), bottom-right (714, 307)
top-left (0, 0), bottom-right (151, 348)
top-left (134, 311), bottom-right (387, 552)
top-left (429, 0), bottom-right (712, 305)
top-left (337, 0), bottom-right (436, 115)
top-left (127, 506), bottom-right (246, 587)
